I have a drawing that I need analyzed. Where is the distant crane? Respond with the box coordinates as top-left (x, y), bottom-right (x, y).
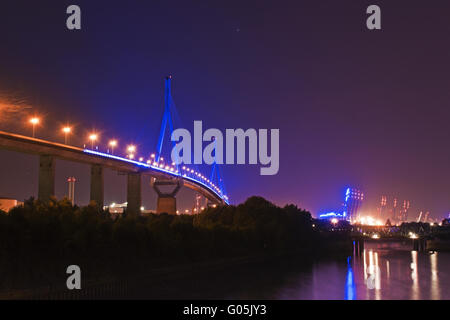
top-left (417, 211), bottom-right (423, 222)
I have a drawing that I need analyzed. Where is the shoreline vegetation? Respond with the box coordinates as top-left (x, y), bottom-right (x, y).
top-left (0, 196), bottom-right (351, 296)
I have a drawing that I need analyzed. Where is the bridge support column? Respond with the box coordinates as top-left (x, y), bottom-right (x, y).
top-left (127, 173), bottom-right (142, 216)
top-left (38, 155), bottom-right (55, 203)
top-left (157, 196), bottom-right (177, 215)
top-left (152, 179), bottom-right (182, 215)
top-left (90, 164), bottom-right (104, 208)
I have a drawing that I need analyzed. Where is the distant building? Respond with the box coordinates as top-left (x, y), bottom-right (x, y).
top-left (104, 202), bottom-right (127, 215)
top-left (0, 198), bottom-right (23, 213)
top-left (343, 188), bottom-right (364, 222)
top-left (319, 187), bottom-right (364, 222)
top-left (103, 202), bottom-right (155, 218)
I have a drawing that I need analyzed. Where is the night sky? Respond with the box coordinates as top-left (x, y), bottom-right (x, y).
top-left (0, 1), bottom-right (449, 219)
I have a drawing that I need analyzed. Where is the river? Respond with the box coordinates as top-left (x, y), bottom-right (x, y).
top-left (224, 240), bottom-right (450, 300)
top-left (129, 240), bottom-right (450, 299)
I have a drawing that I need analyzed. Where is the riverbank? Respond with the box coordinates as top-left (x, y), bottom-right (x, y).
top-left (426, 239), bottom-right (450, 251)
top-left (361, 237), bottom-right (450, 252)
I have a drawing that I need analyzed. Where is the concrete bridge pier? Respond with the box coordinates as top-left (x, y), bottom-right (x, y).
top-left (90, 164), bottom-right (104, 208)
top-left (152, 179), bottom-right (182, 214)
top-left (127, 173), bottom-right (142, 216)
top-left (38, 155), bottom-right (55, 203)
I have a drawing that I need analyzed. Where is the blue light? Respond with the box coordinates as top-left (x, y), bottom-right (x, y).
top-left (319, 212), bottom-right (345, 219)
top-left (182, 174), bottom-right (230, 205)
top-left (83, 149), bottom-right (229, 204)
top-left (84, 149), bottom-right (151, 168)
top-left (156, 77), bottom-right (172, 162)
top-left (345, 187), bottom-right (351, 203)
top-left (345, 256), bottom-right (356, 300)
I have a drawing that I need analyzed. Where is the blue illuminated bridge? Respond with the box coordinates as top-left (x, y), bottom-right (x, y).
top-left (0, 77), bottom-right (229, 215)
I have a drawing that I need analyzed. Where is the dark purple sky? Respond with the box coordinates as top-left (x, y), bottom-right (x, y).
top-left (0, 1), bottom-right (449, 219)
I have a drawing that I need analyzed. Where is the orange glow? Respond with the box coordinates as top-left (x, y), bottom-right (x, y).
top-left (29, 117), bottom-right (40, 125)
top-left (62, 126), bottom-right (71, 133)
top-left (109, 140), bottom-right (117, 147)
top-left (356, 215), bottom-right (383, 226)
top-left (409, 232), bottom-right (418, 239)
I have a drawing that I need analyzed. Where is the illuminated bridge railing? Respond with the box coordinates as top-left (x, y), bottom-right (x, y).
top-left (84, 149), bottom-right (229, 204)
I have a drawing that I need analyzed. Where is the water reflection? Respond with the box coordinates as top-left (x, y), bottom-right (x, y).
top-left (345, 257), bottom-right (356, 300)
top-left (362, 250), bottom-right (381, 299)
top-left (386, 260), bottom-right (390, 279)
top-left (269, 241), bottom-right (450, 300)
top-left (190, 241), bottom-right (450, 300)
top-left (411, 250), bottom-right (420, 299)
top-left (430, 252), bottom-right (440, 300)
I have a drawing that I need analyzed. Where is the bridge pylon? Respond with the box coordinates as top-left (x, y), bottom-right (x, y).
top-left (90, 164), bottom-right (104, 208)
top-left (126, 172), bottom-right (142, 216)
top-left (38, 155), bottom-right (55, 203)
top-left (151, 177), bottom-right (182, 214)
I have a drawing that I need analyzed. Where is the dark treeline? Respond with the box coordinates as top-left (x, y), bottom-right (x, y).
top-left (0, 196), bottom-right (349, 291)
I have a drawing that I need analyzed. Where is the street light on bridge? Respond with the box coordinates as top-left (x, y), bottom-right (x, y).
top-left (109, 140), bottom-right (117, 155)
top-left (29, 117), bottom-right (40, 138)
top-left (127, 145), bottom-right (136, 159)
top-left (89, 133), bottom-right (98, 150)
top-left (62, 126), bottom-right (72, 144)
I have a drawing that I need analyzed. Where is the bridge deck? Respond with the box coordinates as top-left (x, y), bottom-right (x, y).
top-left (0, 131), bottom-right (225, 204)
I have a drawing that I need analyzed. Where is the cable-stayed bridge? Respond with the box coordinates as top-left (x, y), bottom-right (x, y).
top-left (0, 77), bottom-right (228, 215)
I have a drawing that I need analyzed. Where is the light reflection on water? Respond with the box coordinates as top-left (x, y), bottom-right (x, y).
top-left (142, 241), bottom-right (449, 299)
top-left (272, 241), bottom-right (450, 300)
